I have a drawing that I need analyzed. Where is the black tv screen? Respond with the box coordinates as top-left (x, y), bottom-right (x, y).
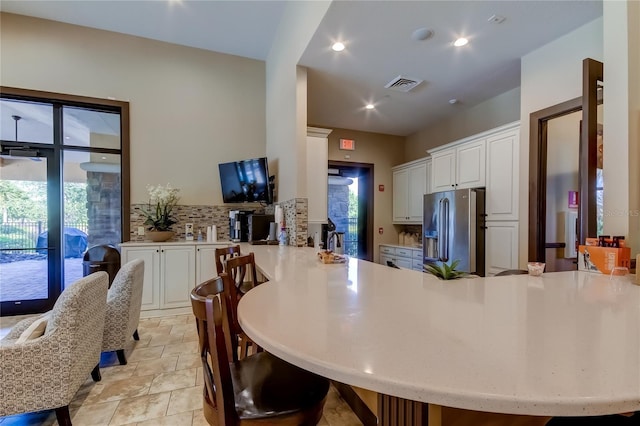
top-left (218, 157), bottom-right (272, 203)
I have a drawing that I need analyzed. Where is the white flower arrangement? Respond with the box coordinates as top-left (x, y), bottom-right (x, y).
top-left (142, 184), bottom-right (180, 231)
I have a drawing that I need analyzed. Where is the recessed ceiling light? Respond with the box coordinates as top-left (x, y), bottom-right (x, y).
top-left (453, 37), bottom-right (468, 47)
top-left (64, 136), bottom-right (70, 139)
top-left (101, 156), bottom-right (107, 160)
top-left (449, 98), bottom-right (459, 105)
top-left (332, 42), bottom-right (345, 52)
top-left (365, 104), bottom-right (375, 110)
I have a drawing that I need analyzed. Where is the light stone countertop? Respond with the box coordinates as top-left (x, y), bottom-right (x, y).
top-left (238, 244), bottom-right (640, 417)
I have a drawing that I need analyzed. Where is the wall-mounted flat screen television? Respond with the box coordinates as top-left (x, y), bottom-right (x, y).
top-left (218, 157), bottom-right (272, 204)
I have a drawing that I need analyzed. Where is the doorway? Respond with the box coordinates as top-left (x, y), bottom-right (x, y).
top-left (327, 161), bottom-right (373, 261)
top-left (528, 58), bottom-right (603, 264)
top-left (0, 88), bottom-right (129, 316)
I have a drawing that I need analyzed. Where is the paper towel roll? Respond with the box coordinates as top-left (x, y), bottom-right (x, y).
top-left (206, 226), bottom-right (212, 242)
top-left (211, 225), bottom-right (217, 242)
top-left (268, 222), bottom-right (278, 241)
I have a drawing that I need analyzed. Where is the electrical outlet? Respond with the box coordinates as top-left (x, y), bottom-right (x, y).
top-left (137, 226), bottom-right (145, 236)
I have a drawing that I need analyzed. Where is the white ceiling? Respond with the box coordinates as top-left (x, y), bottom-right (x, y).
top-left (0, 0), bottom-right (602, 137)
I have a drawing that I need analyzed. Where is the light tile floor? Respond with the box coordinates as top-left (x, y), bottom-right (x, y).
top-left (0, 314), bottom-right (363, 426)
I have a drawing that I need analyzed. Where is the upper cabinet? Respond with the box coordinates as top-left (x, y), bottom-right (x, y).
top-left (485, 126), bottom-right (520, 221)
top-left (307, 127), bottom-right (332, 224)
top-left (430, 139), bottom-right (485, 193)
top-left (392, 158), bottom-right (429, 224)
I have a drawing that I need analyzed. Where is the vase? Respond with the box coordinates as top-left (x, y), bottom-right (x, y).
top-left (146, 230), bottom-right (175, 242)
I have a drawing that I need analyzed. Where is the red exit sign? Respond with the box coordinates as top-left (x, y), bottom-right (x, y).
top-left (339, 139), bottom-right (355, 151)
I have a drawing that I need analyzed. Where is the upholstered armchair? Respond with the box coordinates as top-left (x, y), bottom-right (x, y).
top-left (101, 258), bottom-right (144, 365)
top-left (0, 272), bottom-right (109, 425)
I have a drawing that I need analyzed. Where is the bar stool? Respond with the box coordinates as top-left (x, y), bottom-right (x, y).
top-left (190, 276), bottom-right (329, 426)
top-left (224, 253), bottom-right (261, 357)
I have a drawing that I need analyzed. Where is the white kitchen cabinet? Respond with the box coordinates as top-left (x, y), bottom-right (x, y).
top-left (430, 139), bottom-right (485, 193)
top-left (379, 244), bottom-right (423, 271)
top-left (307, 127), bottom-right (332, 225)
top-left (392, 158), bottom-right (427, 224)
top-left (485, 126), bottom-right (520, 221)
top-left (485, 221), bottom-right (519, 276)
top-left (121, 241), bottom-right (229, 311)
top-left (195, 243), bottom-right (229, 284)
top-left (160, 245), bottom-right (196, 309)
top-left (120, 245), bottom-right (160, 310)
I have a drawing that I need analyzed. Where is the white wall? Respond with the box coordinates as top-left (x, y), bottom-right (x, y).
top-left (603, 0), bottom-right (640, 254)
top-left (546, 111), bottom-right (581, 244)
top-left (265, 1), bottom-right (331, 202)
top-left (0, 13), bottom-right (266, 205)
top-left (405, 87), bottom-right (521, 162)
top-left (519, 18), bottom-right (604, 266)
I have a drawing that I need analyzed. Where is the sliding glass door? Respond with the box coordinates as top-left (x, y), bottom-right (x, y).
top-left (0, 145), bottom-right (60, 314)
top-left (0, 89), bottom-right (129, 316)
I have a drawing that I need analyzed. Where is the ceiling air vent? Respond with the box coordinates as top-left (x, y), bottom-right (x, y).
top-left (384, 75), bottom-right (423, 92)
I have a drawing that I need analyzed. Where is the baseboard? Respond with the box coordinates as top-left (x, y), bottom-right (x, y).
top-left (139, 307), bottom-right (191, 318)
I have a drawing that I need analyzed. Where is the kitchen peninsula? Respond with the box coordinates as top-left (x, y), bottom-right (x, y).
top-left (238, 244), bottom-right (640, 425)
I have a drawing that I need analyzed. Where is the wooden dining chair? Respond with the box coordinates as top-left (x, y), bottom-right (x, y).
top-left (223, 253), bottom-right (262, 357)
top-left (191, 277), bottom-right (228, 423)
top-left (193, 278), bottom-right (330, 426)
top-left (214, 245), bottom-right (241, 275)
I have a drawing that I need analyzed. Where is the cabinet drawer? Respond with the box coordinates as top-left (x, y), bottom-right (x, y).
top-left (380, 246), bottom-right (396, 255)
top-left (395, 258), bottom-right (412, 269)
top-left (379, 254), bottom-right (395, 266)
top-left (396, 247), bottom-right (412, 258)
top-left (412, 249), bottom-right (423, 260)
top-left (412, 260), bottom-right (424, 271)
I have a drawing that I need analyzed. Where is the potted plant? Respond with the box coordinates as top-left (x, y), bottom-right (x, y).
top-left (423, 259), bottom-right (468, 280)
top-left (141, 184), bottom-right (180, 242)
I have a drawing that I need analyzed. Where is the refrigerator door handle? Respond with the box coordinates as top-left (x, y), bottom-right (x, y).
top-left (438, 198), bottom-right (449, 262)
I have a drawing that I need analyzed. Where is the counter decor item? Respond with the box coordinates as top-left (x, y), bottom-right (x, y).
top-left (141, 184), bottom-right (180, 242)
top-left (146, 230), bottom-right (175, 242)
top-left (527, 262), bottom-right (545, 276)
top-left (424, 259), bottom-right (467, 280)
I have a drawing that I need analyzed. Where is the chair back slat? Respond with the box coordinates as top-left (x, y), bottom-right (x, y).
top-left (191, 276), bottom-right (237, 424)
top-left (215, 245), bottom-right (241, 275)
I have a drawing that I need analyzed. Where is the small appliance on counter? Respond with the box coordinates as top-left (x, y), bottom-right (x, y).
top-left (229, 210), bottom-right (253, 242)
top-left (248, 214), bottom-right (275, 243)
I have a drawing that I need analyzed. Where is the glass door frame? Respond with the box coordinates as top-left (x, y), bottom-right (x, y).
top-left (0, 144), bottom-right (61, 314)
top-left (1, 86), bottom-right (130, 316)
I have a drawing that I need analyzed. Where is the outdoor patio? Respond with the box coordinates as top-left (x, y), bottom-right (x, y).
top-left (0, 257), bottom-right (84, 302)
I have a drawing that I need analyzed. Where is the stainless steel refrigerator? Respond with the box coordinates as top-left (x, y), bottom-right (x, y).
top-left (423, 188), bottom-right (486, 276)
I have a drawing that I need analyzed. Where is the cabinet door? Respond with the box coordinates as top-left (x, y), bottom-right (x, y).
top-left (456, 139), bottom-right (486, 189)
top-left (486, 129), bottom-right (519, 221)
top-left (307, 134), bottom-right (329, 223)
top-left (392, 168), bottom-right (409, 222)
top-left (407, 162), bottom-right (426, 222)
top-left (431, 150), bottom-right (456, 192)
top-left (485, 222), bottom-right (519, 276)
top-left (160, 246), bottom-right (196, 309)
top-left (196, 244), bottom-right (222, 284)
top-left (122, 246), bottom-right (160, 310)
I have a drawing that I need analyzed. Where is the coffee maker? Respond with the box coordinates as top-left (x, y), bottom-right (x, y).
top-left (229, 210), bottom-right (253, 242)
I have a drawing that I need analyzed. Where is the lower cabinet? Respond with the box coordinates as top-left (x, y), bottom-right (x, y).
top-left (121, 242), bottom-right (228, 311)
top-left (485, 222), bottom-right (519, 276)
top-left (379, 244), bottom-right (423, 272)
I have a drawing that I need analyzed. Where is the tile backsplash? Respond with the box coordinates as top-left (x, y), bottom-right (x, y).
top-left (130, 198), bottom-right (308, 246)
